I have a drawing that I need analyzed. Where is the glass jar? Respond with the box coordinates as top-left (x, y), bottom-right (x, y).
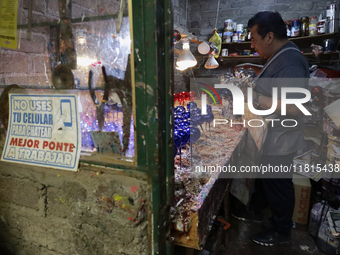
top-left (300, 16), bottom-right (309, 36)
top-left (243, 27), bottom-right (248, 41)
top-left (224, 19), bottom-right (233, 30)
top-left (317, 19), bottom-right (326, 34)
top-left (309, 16), bottom-right (318, 36)
top-left (232, 33), bottom-right (239, 43)
top-left (291, 19), bottom-right (300, 37)
top-left (223, 28), bottom-right (233, 43)
top-left (285, 20), bottom-right (292, 37)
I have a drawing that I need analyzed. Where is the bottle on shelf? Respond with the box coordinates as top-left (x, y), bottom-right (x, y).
top-left (285, 20), bottom-right (292, 37)
top-left (300, 16), bottom-right (309, 36)
top-left (309, 16), bottom-right (318, 36)
top-left (223, 19), bottom-right (233, 43)
top-left (291, 19), bottom-right (300, 37)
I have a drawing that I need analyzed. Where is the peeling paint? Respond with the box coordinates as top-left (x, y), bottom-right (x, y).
top-left (135, 82), bottom-right (154, 96)
top-left (135, 48), bottom-right (141, 62)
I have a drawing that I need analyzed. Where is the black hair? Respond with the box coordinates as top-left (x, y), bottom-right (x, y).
top-left (248, 11), bottom-right (287, 40)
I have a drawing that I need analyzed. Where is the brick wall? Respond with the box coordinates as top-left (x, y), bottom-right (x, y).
top-left (0, 0), bottom-right (121, 87)
top-left (173, 0), bottom-right (190, 94)
top-left (173, 0), bottom-right (187, 30)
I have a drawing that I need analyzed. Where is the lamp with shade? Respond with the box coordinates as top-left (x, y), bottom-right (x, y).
top-left (197, 41), bottom-right (219, 69)
top-left (176, 38), bottom-right (197, 70)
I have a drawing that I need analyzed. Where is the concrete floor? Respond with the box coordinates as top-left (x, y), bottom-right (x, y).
top-left (225, 215), bottom-right (325, 255)
top-left (175, 214), bottom-right (327, 255)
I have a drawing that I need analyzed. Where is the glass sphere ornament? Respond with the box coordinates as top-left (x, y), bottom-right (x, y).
top-left (174, 106), bottom-right (185, 114)
top-left (188, 125), bottom-right (201, 143)
top-left (187, 101), bottom-right (197, 110)
top-left (203, 112), bottom-right (214, 123)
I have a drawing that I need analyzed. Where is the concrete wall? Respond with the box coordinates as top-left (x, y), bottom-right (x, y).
top-left (0, 160), bottom-right (151, 255)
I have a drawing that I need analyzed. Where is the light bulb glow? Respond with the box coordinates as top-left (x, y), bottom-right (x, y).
top-left (175, 65), bottom-right (188, 71)
top-left (77, 57), bottom-right (97, 67)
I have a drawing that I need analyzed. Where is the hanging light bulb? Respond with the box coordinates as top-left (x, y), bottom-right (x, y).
top-left (176, 38), bottom-right (197, 69)
top-left (76, 28), bottom-right (87, 45)
top-left (175, 64), bottom-right (188, 71)
top-left (204, 54), bottom-right (219, 69)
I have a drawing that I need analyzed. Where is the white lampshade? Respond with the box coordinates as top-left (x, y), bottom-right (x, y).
top-left (198, 41), bottom-right (210, 55)
top-left (176, 39), bottom-right (197, 69)
top-left (204, 54), bottom-right (219, 69)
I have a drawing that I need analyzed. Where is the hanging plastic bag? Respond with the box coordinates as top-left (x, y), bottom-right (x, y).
top-left (209, 29), bottom-right (221, 58)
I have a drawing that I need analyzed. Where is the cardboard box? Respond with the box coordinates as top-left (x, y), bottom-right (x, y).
top-left (292, 173), bottom-right (312, 224)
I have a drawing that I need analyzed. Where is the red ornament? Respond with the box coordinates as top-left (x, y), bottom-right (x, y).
top-left (185, 92), bottom-right (190, 101)
top-left (312, 96), bottom-right (323, 106)
top-left (311, 86), bottom-right (323, 96)
top-left (174, 93), bottom-right (179, 103)
top-left (189, 91), bottom-right (197, 101)
top-left (179, 91), bottom-right (187, 105)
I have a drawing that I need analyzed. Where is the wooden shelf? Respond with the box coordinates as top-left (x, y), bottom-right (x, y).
top-left (222, 41), bottom-right (250, 45)
top-left (217, 52), bottom-right (338, 59)
top-left (221, 32), bottom-right (340, 46)
top-left (303, 52), bottom-right (340, 56)
top-left (288, 32), bottom-right (339, 42)
top-left (219, 55), bottom-right (260, 58)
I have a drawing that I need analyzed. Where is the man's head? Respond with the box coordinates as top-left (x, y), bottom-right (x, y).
top-left (248, 11), bottom-right (288, 59)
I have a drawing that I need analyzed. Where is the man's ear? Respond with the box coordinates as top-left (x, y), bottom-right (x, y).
top-left (267, 32), bottom-right (274, 45)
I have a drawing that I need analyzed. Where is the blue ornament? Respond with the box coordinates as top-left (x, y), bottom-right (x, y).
top-left (203, 112), bottom-right (214, 123)
top-left (174, 106), bottom-right (185, 114)
top-left (174, 115), bottom-right (183, 125)
top-left (206, 105), bottom-right (212, 113)
top-left (182, 110), bottom-right (190, 119)
top-left (187, 117), bottom-right (196, 126)
top-left (190, 107), bottom-right (199, 114)
top-left (176, 128), bottom-right (189, 146)
top-left (174, 113), bottom-right (183, 118)
top-left (192, 113), bottom-right (204, 125)
top-left (186, 102), bottom-right (197, 110)
top-left (178, 119), bottom-right (190, 129)
top-left (189, 125), bottom-right (201, 143)
top-left (174, 129), bottom-right (182, 148)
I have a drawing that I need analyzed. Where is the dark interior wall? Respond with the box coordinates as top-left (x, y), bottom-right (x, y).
top-left (173, 0), bottom-right (336, 92)
top-left (187, 0), bottom-right (333, 41)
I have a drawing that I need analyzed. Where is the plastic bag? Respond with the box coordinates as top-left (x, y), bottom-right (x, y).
top-left (209, 29), bottom-right (221, 58)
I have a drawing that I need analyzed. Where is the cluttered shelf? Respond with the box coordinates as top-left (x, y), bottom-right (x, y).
top-left (221, 32), bottom-right (340, 46)
top-left (219, 32), bottom-right (340, 64)
top-left (217, 52), bottom-right (339, 60)
top-left (170, 100), bottom-right (249, 249)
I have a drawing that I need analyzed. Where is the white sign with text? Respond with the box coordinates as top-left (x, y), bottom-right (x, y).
top-left (1, 91), bottom-right (81, 171)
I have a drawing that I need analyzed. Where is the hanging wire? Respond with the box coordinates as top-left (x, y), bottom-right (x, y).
top-left (214, 0), bottom-right (221, 29)
top-left (186, 0), bottom-right (188, 25)
top-left (190, 68), bottom-right (201, 100)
